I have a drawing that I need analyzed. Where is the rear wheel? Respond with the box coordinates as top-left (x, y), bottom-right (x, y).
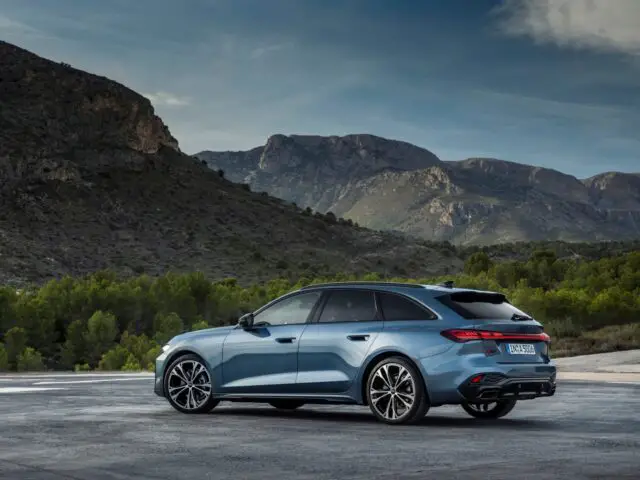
top-left (365, 356), bottom-right (430, 425)
top-left (164, 354), bottom-right (219, 414)
top-left (269, 400), bottom-right (305, 410)
top-left (461, 399), bottom-right (517, 419)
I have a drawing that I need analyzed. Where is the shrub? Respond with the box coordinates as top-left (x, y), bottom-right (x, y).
top-left (98, 345), bottom-right (130, 371)
top-left (122, 353), bottom-right (142, 371)
top-left (16, 347), bottom-right (45, 372)
top-left (0, 343), bottom-right (8, 371)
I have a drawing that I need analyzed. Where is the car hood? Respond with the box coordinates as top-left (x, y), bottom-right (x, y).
top-left (169, 325), bottom-right (236, 344)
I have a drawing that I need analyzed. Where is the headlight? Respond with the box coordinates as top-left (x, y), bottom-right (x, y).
top-left (162, 344), bottom-right (171, 353)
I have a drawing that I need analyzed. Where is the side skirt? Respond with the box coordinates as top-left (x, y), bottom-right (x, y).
top-left (213, 393), bottom-right (360, 405)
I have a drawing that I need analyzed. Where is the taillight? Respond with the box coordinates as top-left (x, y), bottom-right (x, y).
top-left (441, 329), bottom-right (551, 343)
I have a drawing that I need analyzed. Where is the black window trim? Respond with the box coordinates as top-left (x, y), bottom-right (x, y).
top-left (375, 291), bottom-right (440, 321)
top-left (311, 288), bottom-right (383, 324)
top-left (250, 290), bottom-right (324, 327)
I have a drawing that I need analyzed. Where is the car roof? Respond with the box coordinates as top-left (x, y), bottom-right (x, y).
top-left (298, 281), bottom-right (491, 296)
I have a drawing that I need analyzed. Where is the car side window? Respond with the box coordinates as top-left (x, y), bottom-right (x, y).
top-left (253, 291), bottom-right (322, 326)
top-left (378, 292), bottom-right (437, 321)
top-left (318, 290), bottom-right (377, 323)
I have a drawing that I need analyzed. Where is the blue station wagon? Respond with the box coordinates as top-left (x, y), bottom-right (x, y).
top-left (154, 281), bottom-right (556, 424)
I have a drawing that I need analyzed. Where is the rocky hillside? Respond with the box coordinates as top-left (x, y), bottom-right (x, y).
top-left (197, 140), bottom-right (640, 245)
top-left (0, 41), bottom-right (462, 286)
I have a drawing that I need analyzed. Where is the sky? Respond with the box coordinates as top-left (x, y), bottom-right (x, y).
top-left (1, 0), bottom-right (639, 178)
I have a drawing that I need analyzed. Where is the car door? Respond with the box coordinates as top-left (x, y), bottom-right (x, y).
top-left (220, 290), bottom-right (323, 394)
top-left (296, 288), bottom-right (382, 394)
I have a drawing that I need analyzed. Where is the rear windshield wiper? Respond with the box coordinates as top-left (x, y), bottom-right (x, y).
top-left (511, 313), bottom-right (533, 321)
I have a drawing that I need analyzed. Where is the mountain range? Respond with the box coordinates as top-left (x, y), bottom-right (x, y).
top-left (196, 135), bottom-right (640, 244)
top-left (0, 40), bottom-right (463, 286)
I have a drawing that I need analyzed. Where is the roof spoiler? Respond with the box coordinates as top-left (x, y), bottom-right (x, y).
top-left (438, 280), bottom-right (455, 289)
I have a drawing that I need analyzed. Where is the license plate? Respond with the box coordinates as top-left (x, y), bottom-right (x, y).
top-left (507, 343), bottom-right (536, 355)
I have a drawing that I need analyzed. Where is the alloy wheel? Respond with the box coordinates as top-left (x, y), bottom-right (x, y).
top-left (466, 402), bottom-right (498, 413)
top-left (167, 359), bottom-right (213, 411)
top-left (461, 398), bottom-right (517, 419)
top-left (369, 362), bottom-right (417, 421)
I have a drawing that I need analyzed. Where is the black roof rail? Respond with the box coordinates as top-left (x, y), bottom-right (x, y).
top-left (437, 280), bottom-right (455, 288)
top-left (300, 281), bottom-right (425, 290)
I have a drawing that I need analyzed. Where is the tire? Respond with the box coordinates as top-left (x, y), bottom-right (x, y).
top-left (164, 353), bottom-right (219, 414)
top-left (365, 356), bottom-right (430, 425)
top-left (460, 399), bottom-right (517, 419)
top-left (269, 400), bottom-right (305, 410)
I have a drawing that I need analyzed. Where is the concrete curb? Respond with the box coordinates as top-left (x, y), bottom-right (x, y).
top-left (557, 371), bottom-right (640, 384)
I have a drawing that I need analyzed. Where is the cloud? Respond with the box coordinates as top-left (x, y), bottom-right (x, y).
top-left (0, 14), bottom-right (48, 39)
top-left (0, 14), bottom-right (30, 31)
top-left (143, 91), bottom-right (191, 107)
top-left (250, 42), bottom-right (294, 59)
top-left (494, 0), bottom-right (640, 56)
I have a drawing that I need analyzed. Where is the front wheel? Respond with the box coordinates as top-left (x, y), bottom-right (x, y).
top-left (269, 400), bottom-right (305, 410)
top-left (365, 356), bottom-right (430, 425)
top-left (461, 399), bottom-right (517, 419)
top-left (164, 354), bottom-right (219, 414)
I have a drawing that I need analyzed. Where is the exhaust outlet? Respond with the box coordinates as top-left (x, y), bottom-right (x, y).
top-left (477, 389), bottom-right (500, 400)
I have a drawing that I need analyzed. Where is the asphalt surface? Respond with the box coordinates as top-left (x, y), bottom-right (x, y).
top-left (1, 374), bottom-right (639, 480)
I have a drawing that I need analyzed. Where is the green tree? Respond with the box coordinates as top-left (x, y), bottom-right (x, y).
top-left (98, 345), bottom-right (130, 371)
top-left (464, 252), bottom-right (493, 276)
top-left (143, 345), bottom-right (162, 370)
top-left (122, 353), bottom-right (142, 371)
top-left (153, 312), bottom-right (184, 345)
top-left (60, 319), bottom-right (88, 369)
top-left (16, 347), bottom-right (45, 372)
top-left (4, 326), bottom-right (27, 368)
top-left (119, 331), bottom-right (155, 362)
top-left (191, 320), bottom-right (209, 331)
top-left (84, 311), bottom-right (119, 367)
top-left (0, 343), bottom-right (8, 371)
top-left (0, 287), bottom-right (17, 335)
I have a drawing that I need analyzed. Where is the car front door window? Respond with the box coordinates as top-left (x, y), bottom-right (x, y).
top-left (253, 291), bottom-right (322, 327)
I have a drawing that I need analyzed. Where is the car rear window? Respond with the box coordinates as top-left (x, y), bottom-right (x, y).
top-left (378, 292), bottom-right (437, 321)
top-left (435, 291), bottom-right (532, 320)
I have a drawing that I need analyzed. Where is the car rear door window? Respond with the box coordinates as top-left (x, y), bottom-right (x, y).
top-left (318, 290), bottom-right (377, 323)
top-left (378, 292), bottom-right (437, 321)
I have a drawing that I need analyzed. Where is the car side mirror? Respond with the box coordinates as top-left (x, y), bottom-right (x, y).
top-left (238, 313), bottom-right (254, 329)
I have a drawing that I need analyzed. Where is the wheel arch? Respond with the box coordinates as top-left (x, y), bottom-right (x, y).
top-left (162, 349), bottom-right (206, 379)
top-left (358, 350), bottom-right (431, 406)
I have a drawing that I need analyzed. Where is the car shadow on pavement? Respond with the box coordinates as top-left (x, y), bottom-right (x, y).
top-left (211, 406), bottom-right (554, 429)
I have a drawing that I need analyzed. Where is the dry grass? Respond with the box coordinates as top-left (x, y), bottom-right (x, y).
top-left (551, 323), bottom-right (640, 358)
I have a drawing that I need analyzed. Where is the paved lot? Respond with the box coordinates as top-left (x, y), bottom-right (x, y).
top-left (1, 374), bottom-right (639, 479)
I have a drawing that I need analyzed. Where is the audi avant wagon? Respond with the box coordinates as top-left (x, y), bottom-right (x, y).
top-left (154, 281), bottom-right (556, 424)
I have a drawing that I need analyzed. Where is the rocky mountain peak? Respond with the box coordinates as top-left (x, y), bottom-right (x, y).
top-left (256, 133), bottom-right (441, 176)
top-left (583, 172), bottom-right (640, 210)
top-left (453, 157), bottom-right (590, 203)
top-left (0, 41), bottom-right (179, 164)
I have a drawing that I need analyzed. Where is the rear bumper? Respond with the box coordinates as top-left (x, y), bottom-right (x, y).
top-left (458, 372), bottom-right (556, 403)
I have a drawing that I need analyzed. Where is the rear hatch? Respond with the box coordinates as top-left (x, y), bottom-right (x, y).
top-left (436, 290), bottom-right (551, 364)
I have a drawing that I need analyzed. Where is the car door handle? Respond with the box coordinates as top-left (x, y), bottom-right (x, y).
top-left (347, 334), bottom-right (370, 342)
top-left (275, 337), bottom-right (296, 344)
